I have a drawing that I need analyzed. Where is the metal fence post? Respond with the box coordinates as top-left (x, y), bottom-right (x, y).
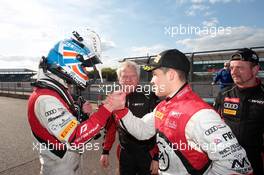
top-left (7, 82), bottom-right (9, 94)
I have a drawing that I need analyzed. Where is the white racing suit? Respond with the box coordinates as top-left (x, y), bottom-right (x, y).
top-left (28, 78), bottom-right (111, 175)
top-left (115, 84), bottom-right (253, 175)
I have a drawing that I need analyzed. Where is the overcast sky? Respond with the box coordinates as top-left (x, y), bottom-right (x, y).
top-left (0, 0), bottom-right (263, 70)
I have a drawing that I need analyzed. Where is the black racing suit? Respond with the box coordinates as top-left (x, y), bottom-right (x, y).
top-left (214, 82), bottom-right (264, 175)
top-left (102, 91), bottom-right (159, 175)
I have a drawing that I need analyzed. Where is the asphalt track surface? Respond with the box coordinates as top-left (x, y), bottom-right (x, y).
top-left (0, 96), bottom-right (119, 175)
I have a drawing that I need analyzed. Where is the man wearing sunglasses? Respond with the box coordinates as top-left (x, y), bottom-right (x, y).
top-left (214, 48), bottom-right (264, 175)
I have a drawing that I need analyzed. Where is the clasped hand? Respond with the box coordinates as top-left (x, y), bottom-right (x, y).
top-left (103, 91), bottom-right (126, 112)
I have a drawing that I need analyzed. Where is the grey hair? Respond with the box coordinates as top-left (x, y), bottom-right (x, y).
top-left (116, 60), bottom-right (140, 78)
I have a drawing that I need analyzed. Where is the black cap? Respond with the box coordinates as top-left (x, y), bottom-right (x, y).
top-left (230, 48), bottom-right (259, 64)
top-left (143, 49), bottom-right (190, 75)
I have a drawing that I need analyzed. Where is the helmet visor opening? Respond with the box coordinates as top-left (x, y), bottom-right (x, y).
top-left (81, 55), bottom-right (102, 67)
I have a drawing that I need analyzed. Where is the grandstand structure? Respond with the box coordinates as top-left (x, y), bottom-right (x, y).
top-left (0, 68), bottom-right (36, 82)
top-left (120, 47), bottom-right (264, 82)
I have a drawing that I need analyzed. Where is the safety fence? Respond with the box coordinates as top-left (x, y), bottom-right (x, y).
top-left (0, 81), bottom-right (220, 104)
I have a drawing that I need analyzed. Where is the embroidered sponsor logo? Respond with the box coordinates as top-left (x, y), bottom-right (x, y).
top-left (224, 102), bottom-right (239, 110)
top-left (230, 154), bottom-right (252, 174)
top-left (166, 121), bottom-right (177, 129)
top-left (223, 109), bottom-right (237, 115)
top-left (47, 111), bottom-right (66, 123)
top-left (132, 103), bottom-right (144, 106)
top-left (224, 97), bottom-right (240, 103)
top-left (169, 111), bottom-right (182, 118)
top-left (155, 111), bottom-right (164, 120)
top-left (50, 124), bottom-right (60, 131)
top-left (248, 99), bottom-right (264, 105)
top-left (58, 117), bottom-right (72, 128)
top-left (59, 119), bottom-right (77, 140)
top-left (222, 131), bottom-right (235, 141)
top-left (45, 109), bottom-right (57, 117)
top-left (219, 143), bottom-right (242, 158)
top-left (232, 157), bottom-right (250, 169)
top-left (75, 124), bottom-right (100, 143)
top-left (80, 124), bottom-right (88, 134)
top-left (213, 138), bottom-right (222, 145)
top-left (204, 124), bottom-right (226, 136)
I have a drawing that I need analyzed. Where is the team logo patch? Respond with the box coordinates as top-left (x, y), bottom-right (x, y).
top-left (224, 102), bottom-right (239, 110)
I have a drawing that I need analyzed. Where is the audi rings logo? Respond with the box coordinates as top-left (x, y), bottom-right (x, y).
top-left (224, 102), bottom-right (238, 110)
top-left (45, 109), bottom-right (57, 117)
top-left (205, 126), bottom-right (218, 136)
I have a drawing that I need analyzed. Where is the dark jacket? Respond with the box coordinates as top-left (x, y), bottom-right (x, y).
top-left (214, 82), bottom-right (264, 174)
top-left (118, 91), bottom-right (159, 151)
top-left (213, 68), bottom-right (233, 89)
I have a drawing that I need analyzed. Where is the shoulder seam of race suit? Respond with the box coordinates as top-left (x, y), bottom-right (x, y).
top-left (33, 78), bottom-right (76, 114)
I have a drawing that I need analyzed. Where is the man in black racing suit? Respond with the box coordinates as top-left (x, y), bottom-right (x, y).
top-left (214, 48), bottom-right (264, 175)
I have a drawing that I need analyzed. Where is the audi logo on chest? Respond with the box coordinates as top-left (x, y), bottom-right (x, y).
top-left (45, 109), bottom-right (57, 117)
top-left (224, 102), bottom-right (238, 109)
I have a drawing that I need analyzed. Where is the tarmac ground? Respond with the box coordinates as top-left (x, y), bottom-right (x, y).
top-left (0, 96), bottom-right (118, 175)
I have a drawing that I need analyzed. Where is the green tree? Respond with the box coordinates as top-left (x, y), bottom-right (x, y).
top-left (101, 68), bottom-right (117, 82)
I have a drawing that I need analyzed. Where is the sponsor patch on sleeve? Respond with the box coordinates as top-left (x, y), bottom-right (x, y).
top-left (59, 119), bottom-right (77, 140)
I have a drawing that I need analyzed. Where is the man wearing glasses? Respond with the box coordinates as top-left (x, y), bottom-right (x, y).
top-left (214, 48), bottom-right (264, 175)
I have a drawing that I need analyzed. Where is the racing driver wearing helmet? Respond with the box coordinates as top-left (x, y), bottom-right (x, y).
top-left (27, 29), bottom-right (125, 175)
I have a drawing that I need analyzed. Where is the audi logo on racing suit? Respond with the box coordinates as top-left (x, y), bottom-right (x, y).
top-left (205, 126), bottom-right (218, 136)
top-left (224, 103), bottom-right (238, 110)
top-left (205, 124), bottom-right (226, 136)
top-left (45, 109), bottom-right (57, 117)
